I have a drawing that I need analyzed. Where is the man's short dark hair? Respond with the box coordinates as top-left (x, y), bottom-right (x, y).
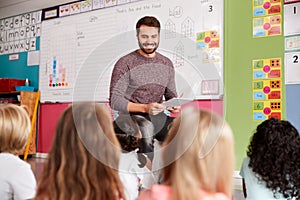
top-left (136, 16), bottom-right (160, 34)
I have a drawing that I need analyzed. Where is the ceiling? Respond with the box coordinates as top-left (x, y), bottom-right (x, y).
top-left (0, 0), bottom-right (28, 9)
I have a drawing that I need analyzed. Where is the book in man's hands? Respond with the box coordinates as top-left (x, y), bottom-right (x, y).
top-left (162, 98), bottom-right (193, 107)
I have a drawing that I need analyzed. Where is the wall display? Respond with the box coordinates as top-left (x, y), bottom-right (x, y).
top-left (284, 52), bottom-right (300, 84)
top-left (252, 58), bottom-right (282, 121)
top-left (253, 0), bottom-right (281, 17)
top-left (253, 79), bottom-right (281, 100)
top-left (253, 100), bottom-right (282, 121)
top-left (284, 0), bottom-right (300, 3)
top-left (39, 0), bottom-right (224, 102)
top-left (253, 15), bottom-right (282, 37)
top-left (285, 35), bottom-right (300, 51)
top-left (0, 10), bottom-right (42, 55)
top-left (253, 57), bottom-right (282, 79)
top-left (196, 30), bottom-right (220, 63)
top-left (284, 3), bottom-right (300, 36)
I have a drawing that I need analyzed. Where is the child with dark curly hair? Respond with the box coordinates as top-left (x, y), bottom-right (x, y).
top-left (114, 115), bottom-right (155, 200)
top-left (240, 118), bottom-right (300, 199)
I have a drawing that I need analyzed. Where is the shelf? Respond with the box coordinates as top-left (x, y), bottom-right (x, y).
top-left (0, 91), bottom-right (20, 104)
top-left (0, 91), bottom-right (20, 95)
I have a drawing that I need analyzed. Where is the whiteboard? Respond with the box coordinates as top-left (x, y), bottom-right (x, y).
top-left (39, 0), bottom-right (223, 102)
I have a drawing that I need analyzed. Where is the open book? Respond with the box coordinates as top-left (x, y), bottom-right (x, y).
top-left (162, 98), bottom-right (193, 107)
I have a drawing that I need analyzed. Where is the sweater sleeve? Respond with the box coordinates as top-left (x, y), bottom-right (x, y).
top-left (109, 58), bottom-right (130, 112)
top-left (164, 61), bottom-right (177, 100)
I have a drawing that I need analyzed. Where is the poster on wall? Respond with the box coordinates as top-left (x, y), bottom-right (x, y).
top-left (0, 10), bottom-right (42, 55)
top-left (285, 35), bottom-right (300, 51)
top-left (253, 15), bottom-right (282, 37)
top-left (252, 57), bottom-right (282, 121)
top-left (253, 100), bottom-right (282, 121)
top-left (253, 0), bottom-right (281, 17)
top-left (284, 52), bottom-right (300, 84)
top-left (252, 0), bottom-right (282, 38)
top-left (252, 57), bottom-right (282, 79)
top-left (284, 3), bottom-right (300, 36)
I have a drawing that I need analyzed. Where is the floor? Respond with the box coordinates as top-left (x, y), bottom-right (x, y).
top-left (26, 155), bottom-right (245, 200)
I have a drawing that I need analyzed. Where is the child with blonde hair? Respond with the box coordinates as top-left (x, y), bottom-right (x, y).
top-left (139, 108), bottom-right (235, 200)
top-left (0, 104), bottom-right (37, 200)
top-left (35, 103), bottom-right (125, 200)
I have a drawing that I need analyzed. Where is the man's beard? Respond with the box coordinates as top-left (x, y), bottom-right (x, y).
top-left (138, 41), bottom-right (159, 55)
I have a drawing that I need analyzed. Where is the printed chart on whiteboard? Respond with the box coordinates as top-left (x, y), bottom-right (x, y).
top-left (39, 0), bottom-right (224, 102)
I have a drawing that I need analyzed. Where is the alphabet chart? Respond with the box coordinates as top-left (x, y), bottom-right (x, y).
top-left (0, 10), bottom-right (42, 55)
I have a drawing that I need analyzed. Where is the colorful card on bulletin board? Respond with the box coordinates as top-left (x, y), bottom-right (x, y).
top-left (69, 2), bottom-right (81, 15)
top-left (253, 100), bottom-right (282, 121)
top-left (253, 80), bottom-right (281, 100)
top-left (285, 35), bottom-right (300, 51)
top-left (196, 30), bottom-right (220, 49)
top-left (253, 58), bottom-right (282, 79)
top-left (253, 15), bottom-right (281, 37)
top-left (80, 0), bottom-right (93, 12)
top-left (196, 30), bottom-right (221, 63)
top-left (253, 0), bottom-right (281, 17)
top-left (59, 5), bottom-right (70, 17)
top-left (105, 0), bottom-right (117, 7)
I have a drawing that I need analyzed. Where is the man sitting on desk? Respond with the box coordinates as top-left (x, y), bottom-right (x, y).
top-left (109, 16), bottom-right (180, 159)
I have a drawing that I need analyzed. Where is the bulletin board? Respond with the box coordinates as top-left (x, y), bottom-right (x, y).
top-left (39, 0), bottom-right (224, 103)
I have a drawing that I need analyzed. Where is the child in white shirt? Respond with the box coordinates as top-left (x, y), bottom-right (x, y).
top-left (114, 115), bottom-right (155, 200)
top-left (0, 104), bottom-right (36, 200)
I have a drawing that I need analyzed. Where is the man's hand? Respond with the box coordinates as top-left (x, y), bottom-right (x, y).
top-left (146, 102), bottom-right (166, 115)
top-left (167, 106), bottom-right (181, 114)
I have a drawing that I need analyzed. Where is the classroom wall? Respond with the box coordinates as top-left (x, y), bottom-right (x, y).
top-left (0, 0), bottom-right (76, 89)
top-left (286, 84), bottom-right (300, 131)
top-left (224, 1), bottom-right (285, 169)
top-left (0, 39), bottom-right (40, 89)
top-left (0, 0), bottom-right (289, 170)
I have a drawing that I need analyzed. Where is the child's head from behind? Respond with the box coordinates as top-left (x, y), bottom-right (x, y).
top-left (51, 103), bottom-right (121, 166)
top-left (0, 104), bottom-right (30, 154)
top-left (162, 108), bottom-right (234, 199)
top-left (248, 118), bottom-right (299, 157)
top-left (113, 115), bottom-right (153, 168)
top-left (247, 118), bottom-right (300, 199)
top-left (113, 115), bottom-right (141, 152)
top-left (36, 103), bottom-right (124, 200)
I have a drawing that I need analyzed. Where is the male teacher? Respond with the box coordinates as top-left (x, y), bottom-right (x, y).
top-left (109, 16), bottom-right (180, 157)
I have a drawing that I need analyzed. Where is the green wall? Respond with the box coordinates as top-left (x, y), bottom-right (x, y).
top-left (224, 1), bottom-right (285, 169)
